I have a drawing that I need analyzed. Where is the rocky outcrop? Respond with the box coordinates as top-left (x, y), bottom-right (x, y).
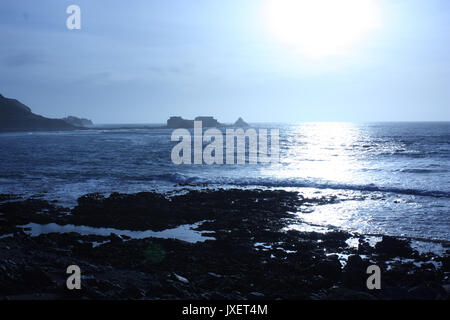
top-left (167, 116), bottom-right (194, 128)
top-left (375, 236), bottom-right (414, 257)
top-left (167, 116), bottom-right (222, 128)
top-left (166, 116), bottom-right (250, 129)
top-left (0, 94), bottom-right (75, 132)
top-left (194, 116), bottom-right (221, 128)
top-left (62, 116), bottom-right (93, 127)
top-left (0, 189), bottom-right (448, 300)
top-left (233, 117), bottom-right (249, 127)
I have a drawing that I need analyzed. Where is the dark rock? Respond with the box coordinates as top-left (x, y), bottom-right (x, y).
top-left (109, 233), bottom-right (122, 243)
top-left (441, 255), bottom-right (450, 272)
top-left (321, 231), bottom-right (350, 249)
top-left (249, 292), bottom-right (265, 298)
top-left (407, 283), bottom-right (447, 300)
top-left (342, 255), bottom-right (370, 289)
top-left (172, 273), bottom-right (189, 284)
top-left (326, 287), bottom-right (377, 300)
top-left (357, 238), bottom-right (374, 254)
top-left (0, 94), bottom-right (76, 132)
top-left (375, 236), bottom-right (414, 257)
top-left (375, 286), bottom-right (410, 300)
top-left (121, 285), bottom-right (145, 299)
top-left (194, 116), bottom-right (221, 128)
top-left (0, 189), bottom-right (447, 300)
top-left (443, 284), bottom-right (450, 295)
top-left (233, 117), bottom-right (249, 127)
top-left (61, 116), bottom-right (93, 127)
top-left (20, 266), bottom-right (54, 288)
top-left (72, 241), bottom-right (93, 256)
top-left (166, 116), bottom-right (194, 128)
top-left (166, 116), bottom-right (222, 128)
top-left (314, 256), bottom-right (342, 281)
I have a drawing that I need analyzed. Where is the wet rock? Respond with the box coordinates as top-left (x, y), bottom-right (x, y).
top-left (375, 236), bottom-right (413, 257)
top-left (442, 284), bottom-right (450, 295)
top-left (20, 266), bottom-right (54, 288)
top-left (326, 287), bottom-right (377, 300)
top-left (342, 255), bottom-right (370, 289)
top-left (209, 272), bottom-right (224, 279)
top-left (0, 189), bottom-right (448, 300)
top-left (357, 238), bottom-right (374, 254)
top-left (109, 233), bottom-right (122, 243)
top-left (321, 231), bottom-right (351, 250)
top-left (407, 283), bottom-right (447, 300)
top-left (121, 284), bottom-right (145, 299)
top-left (314, 255), bottom-right (342, 281)
top-left (440, 255), bottom-right (450, 272)
top-left (85, 288), bottom-right (107, 299)
top-left (72, 241), bottom-right (93, 257)
top-left (249, 292), bottom-right (265, 298)
top-left (172, 273), bottom-right (189, 284)
top-left (0, 199), bottom-right (65, 226)
top-left (375, 286), bottom-right (409, 300)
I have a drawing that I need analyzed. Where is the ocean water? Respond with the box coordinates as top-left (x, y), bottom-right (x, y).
top-left (0, 122), bottom-right (449, 241)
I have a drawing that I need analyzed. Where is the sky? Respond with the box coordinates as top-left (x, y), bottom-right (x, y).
top-left (0, 0), bottom-right (449, 123)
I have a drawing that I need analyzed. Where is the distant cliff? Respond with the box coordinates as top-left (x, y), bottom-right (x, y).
top-left (62, 116), bottom-right (93, 127)
top-left (0, 94), bottom-right (75, 132)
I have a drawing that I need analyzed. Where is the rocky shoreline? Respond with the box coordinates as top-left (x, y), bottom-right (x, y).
top-left (0, 189), bottom-right (448, 300)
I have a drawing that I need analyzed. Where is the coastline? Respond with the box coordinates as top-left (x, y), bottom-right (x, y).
top-left (0, 189), bottom-right (448, 300)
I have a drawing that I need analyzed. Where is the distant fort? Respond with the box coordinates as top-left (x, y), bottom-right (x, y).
top-left (167, 116), bottom-right (249, 128)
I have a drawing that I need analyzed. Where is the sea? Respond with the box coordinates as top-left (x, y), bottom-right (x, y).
top-left (0, 122), bottom-right (449, 242)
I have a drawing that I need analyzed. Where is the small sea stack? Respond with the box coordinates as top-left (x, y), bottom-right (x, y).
top-left (233, 117), bottom-right (249, 127)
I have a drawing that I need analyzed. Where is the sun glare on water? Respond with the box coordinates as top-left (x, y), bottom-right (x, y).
top-left (264, 0), bottom-right (381, 57)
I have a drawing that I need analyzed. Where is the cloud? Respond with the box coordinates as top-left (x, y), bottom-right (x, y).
top-left (70, 71), bottom-right (113, 86)
top-left (3, 52), bottom-right (46, 67)
top-left (147, 63), bottom-right (194, 77)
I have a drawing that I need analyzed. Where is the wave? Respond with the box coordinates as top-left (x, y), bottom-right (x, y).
top-left (148, 173), bottom-right (450, 198)
top-left (151, 173), bottom-right (201, 185)
top-left (397, 168), bottom-right (448, 174)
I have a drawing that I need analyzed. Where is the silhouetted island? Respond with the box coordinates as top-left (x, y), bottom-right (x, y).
top-left (0, 93), bottom-right (249, 132)
top-left (167, 116), bottom-right (221, 128)
top-left (233, 117), bottom-right (249, 127)
top-left (167, 116), bottom-right (249, 128)
top-left (0, 94), bottom-right (92, 132)
top-left (62, 116), bottom-right (94, 128)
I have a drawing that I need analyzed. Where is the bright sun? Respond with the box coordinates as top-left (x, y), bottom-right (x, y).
top-left (264, 0), bottom-right (381, 57)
